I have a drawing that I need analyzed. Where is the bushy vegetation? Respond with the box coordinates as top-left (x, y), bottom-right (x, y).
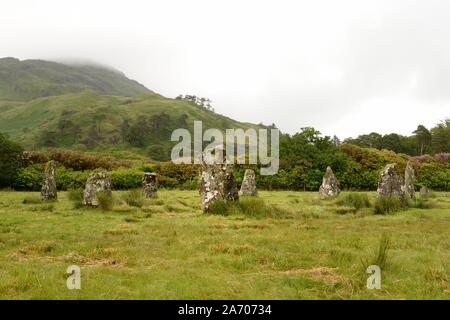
top-left (208, 197), bottom-right (292, 219)
top-left (95, 191), bottom-right (114, 211)
top-left (0, 133), bottom-right (23, 188)
top-left (120, 189), bottom-right (145, 208)
top-left (336, 193), bottom-right (371, 211)
top-left (67, 188), bottom-right (84, 209)
top-left (374, 196), bottom-right (405, 215)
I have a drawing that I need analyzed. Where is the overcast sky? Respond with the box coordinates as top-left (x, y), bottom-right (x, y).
top-left (1, 0), bottom-right (449, 139)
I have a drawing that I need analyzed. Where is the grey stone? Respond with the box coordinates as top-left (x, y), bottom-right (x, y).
top-left (239, 169), bottom-right (258, 196)
top-left (319, 166), bottom-right (340, 199)
top-left (420, 186), bottom-right (430, 197)
top-left (377, 163), bottom-right (404, 198)
top-left (198, 145), bottom-right (239, 212)
top-left (142, 173), bottom-right (158, 198)
top-left (404, 161), bottom-right (415, 200)
top-left (40, 160), bottom-right (57, 201)
top-left (83, 171), bottom-right (112, 207)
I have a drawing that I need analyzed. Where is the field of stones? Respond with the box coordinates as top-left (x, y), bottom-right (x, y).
top-left (0, 152), bottom-right (449, 299)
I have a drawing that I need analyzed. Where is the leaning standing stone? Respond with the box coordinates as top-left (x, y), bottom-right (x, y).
top-left (404, 161), bottom-right (415, 200)
top-left (40, 160), bottom-right (57, 201)
top-left (239, 169), bottom-right (258, 196)
top-left (198, 145), bottom-right (239, 212)
top-left (319, 166), bottom-right (340, 199)
top-left (83, 171), bottom-right (112, 207)
top-left (377, 163), bottom-right (404, 199)
top-left (142, 173), bottom-right (158, 198)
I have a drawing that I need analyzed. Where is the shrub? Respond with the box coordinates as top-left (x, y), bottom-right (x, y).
top-left (121, 189), bottom-right (145, 208)
top-left (22, 149), bottom-right (130, 170)
top-left (0, 133), bottom-right (23, 188)
top-left (96, 191), bottom-right (114, 211)
top-left (67, 188), bottom-right (84, 209)
top-left (111, 169), bottom-right (143, 190)
top-left (336, 193), bottom-right (371, 211)
top-left (374, 196), bottom-right (404, 215)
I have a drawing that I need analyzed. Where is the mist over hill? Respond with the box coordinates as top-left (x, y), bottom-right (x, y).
top-left (0, 57), bottom-right (151, 101)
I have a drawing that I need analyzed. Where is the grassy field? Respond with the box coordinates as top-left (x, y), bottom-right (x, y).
top-left (0, 190), bottom-right (449, 299)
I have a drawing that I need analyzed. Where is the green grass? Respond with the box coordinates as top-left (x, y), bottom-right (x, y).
top-left (0, 190), bottom-right (449, 299)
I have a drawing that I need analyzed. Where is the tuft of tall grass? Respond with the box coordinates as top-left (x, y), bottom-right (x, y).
top-left (373, 233), bottom-right (390, 269)
top-left (374, 196), bottom-right (405, 215)
top-left (121, 189), bottom-right (145, 208)
top-left (96, 191), bottom-right (114, 211)
top-left (67, 189), bottom-right (84, 209)
top-left (336, 193), bottom-right (371, 211)
top-left (22, 195), bottom-right (42, 204)
top-left (208, 198), bottom-right (292, 219)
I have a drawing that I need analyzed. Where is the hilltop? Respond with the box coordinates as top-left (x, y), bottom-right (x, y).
top-left (0, 57), bottom-right (151, 101)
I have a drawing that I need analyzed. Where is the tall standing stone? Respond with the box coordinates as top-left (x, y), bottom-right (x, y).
top-left (198, 145), bottom-right (239, 212)
top-left (319, 166), bottom-right (340, 199)
top-left (404, 161), bottom-right (415, 200)
top-left (83, 171), bottom-right (112, 207)
top-left (142, 173), bottom-right (158, 198)
top-left (40, 160), bottom-right (57, 201)
top-left (377, 163), bottom-right (404, 198)
top-left (239, 169), bottom-right (258, 196)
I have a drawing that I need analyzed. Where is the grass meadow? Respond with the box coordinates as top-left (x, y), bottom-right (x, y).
top-left (0, 190), bottom-right (449, 299)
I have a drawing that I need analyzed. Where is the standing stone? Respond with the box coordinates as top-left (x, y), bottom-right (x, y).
top-left (40, 160), bottom-right (57, 201)
top-left (239, 169), bottom-right (258, 196)
top-left (198, 145), bottom-right (239, 212)
top-left (83, 171), bottom-right (112, 206)
top-left (404, 161), bottom-right (415, 200)
top-left (377, 163), bottom-right (404, 198)
top-left (319, 166), bottom-right (340, 199)
top-left (142, 173), bottom-right (158, 198)
top-left (420, 186), bottom-right (430, 197)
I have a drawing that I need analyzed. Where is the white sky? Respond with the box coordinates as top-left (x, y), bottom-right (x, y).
top-left (1, 0), bottom-right (449, 139)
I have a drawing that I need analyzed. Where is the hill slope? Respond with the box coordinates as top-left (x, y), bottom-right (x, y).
top-left (0, 92), bottom-right (263, 160)
top-left (0, 57), bottom-right (151, 101)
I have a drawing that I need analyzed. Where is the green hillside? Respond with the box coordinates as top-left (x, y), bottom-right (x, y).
top-left (0, 57), bottom-right (150, 101)
top-left (0, 91), bottom-right (262, 160)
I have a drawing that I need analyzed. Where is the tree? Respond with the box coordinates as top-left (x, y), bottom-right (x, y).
top-left (0, 133), bottom-right (23, 188)
top-left (430, 119), bottom-right (450, 153)
top-left (413, 125), bottom-right (432, 155)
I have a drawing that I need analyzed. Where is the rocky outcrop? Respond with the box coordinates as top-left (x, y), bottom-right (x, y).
top-left (83, 171), bottom-right (112, 207)
top-left (319, 166), bottom-right (340, 199)
top-left (239, 169), bottom-right (258, 196)
top-left (404, 161), bottom-right (415, 199)
top-left (40, 160), bottom-right (57, 201)
top-left (142, 173), bottom-right (158, 198)
top-left (377, 164), bottom-right (404, 198)
top-left (198, 145), bottom-right (239, 212)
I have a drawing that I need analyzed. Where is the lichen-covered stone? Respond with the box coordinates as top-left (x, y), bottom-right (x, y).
top-left (319, 166), bottom-right (340, 199)
top-left (40, 160), bottom-right (57, 201)
top-left (404, 161), bottom-right (415, 199)
top-left (420, 186), bottom-right (430, 197)
top-left (198, 145), bottom-right (239, 212)
top-left (377, 163), bottom-right (404, 198)
top-left (83, 171), bottom-right (112, 206)
top-left (142, 173), bottom-right (158, 198)
top-left (239, 169), bottom-right (258, 196)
